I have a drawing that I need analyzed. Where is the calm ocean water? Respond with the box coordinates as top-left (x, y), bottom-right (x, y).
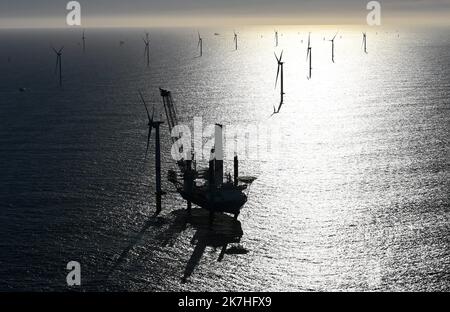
top-left (0, 26), bottom-right (449, 291)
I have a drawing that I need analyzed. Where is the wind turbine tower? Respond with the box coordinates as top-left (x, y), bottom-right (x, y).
top-left (143, 33), bottom-right (150, 67)
top-left (82, 30), bottom-right (86, 53)
top-left (362, 32), bottom-right (368, 54)
top-left (329, 32), bottom-right (338, 63)
top-left (198, 32), bottom-right (203, 57)
top-left (52, 47), bottom-right (64, 87)
top-left (306, 33), bottom-right (312, 79)
top-left (273, 50), bottom-right (285, 114)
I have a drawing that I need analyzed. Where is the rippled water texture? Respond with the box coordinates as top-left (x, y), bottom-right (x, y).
top-left (0, 26), bottom-right (449, 291)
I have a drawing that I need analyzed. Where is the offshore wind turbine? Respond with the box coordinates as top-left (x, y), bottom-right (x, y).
top-left (272, 50), bottom-right (285, 116)
top-left (143, 33), bottom-right (150, 67)
top-left (306, 33), bottom-right (312, 80)
top-left (329, 32), bottom-right (338, 63)
top-left (197, 32), bottom-right (203, 57)
top-left (52, 46), bottom-right (63, 87)
top-left (233, 30), bottom-right (238, 50)
top-left (82, 30), bottom-right (86, 53)
top-left (362, 32), bottom-right (368, 54)
top-left (139, 91), bottom-right (165, 212)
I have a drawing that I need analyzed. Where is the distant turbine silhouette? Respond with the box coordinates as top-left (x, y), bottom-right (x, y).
top-left (362, 32), bottom-right (368, 54)
top-left (52, 46), bottom-right (63, 87)
top-left (197, 32), bottom-right (203, 57)
top-left (329, 32), bottom-right (338, 63)
top-left (272, 50), bottom-right (284, 116)
top-left (233, 30), bottom-right (238, 50)
top-left (306, 33), bottom-right (312, 80)
top-left (82, 29), bottom-right (86, 53)
top-left (143, 33), bottom-right (150, 67)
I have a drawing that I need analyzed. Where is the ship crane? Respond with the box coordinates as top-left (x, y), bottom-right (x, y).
top-left (160, 88), bottom-right (179, 141)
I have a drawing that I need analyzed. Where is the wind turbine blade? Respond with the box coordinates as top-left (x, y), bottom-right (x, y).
top-left (54, 57), bottom-right (59, 74)
top-left (146, 106), bottom-right (155, 159)
top-left (277, 101), bottom-right (283, 112)
top-left (145, 127), bottom-right (152, 159)
top-left (151, 104), bottom-right (155, 124)
top-left (139, 91), bottom-right (151, 122)
top-left (59, 47), bottom-right (64, 53)
top-left (274, 52), bottom-right (279, 62)
top-left (332, 32), bottom-right (338, 40)
top-left (306, 33), bottom-right (311, 57)
top-left (275, 64), bottom-right (280, 88)
top-left (279, 50), bottom-right (283, 61)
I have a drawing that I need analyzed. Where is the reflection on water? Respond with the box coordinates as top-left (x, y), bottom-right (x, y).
top-left (104, 208), bottom-right (244, 285)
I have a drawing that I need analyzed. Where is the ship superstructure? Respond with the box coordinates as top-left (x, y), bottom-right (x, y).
top-left (159, 88), bottom-right (254, 221)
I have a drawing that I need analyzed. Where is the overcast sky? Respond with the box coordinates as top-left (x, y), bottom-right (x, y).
top-left (1, 0), bottom-right (449, 27)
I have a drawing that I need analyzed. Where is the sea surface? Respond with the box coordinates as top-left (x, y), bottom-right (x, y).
top-left (0, 26), bottom-right (449, 291)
